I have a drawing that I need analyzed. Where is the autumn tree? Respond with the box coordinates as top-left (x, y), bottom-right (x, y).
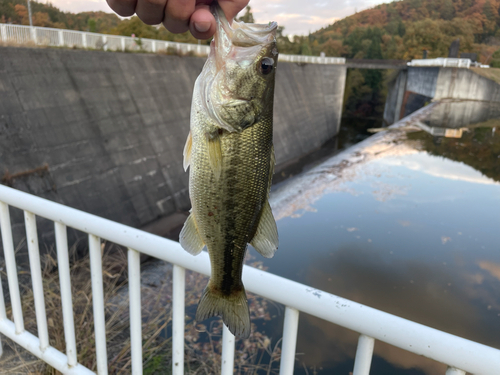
top-left (236, 6), bottom-right (254, 23)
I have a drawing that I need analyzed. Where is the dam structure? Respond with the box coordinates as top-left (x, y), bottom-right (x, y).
top-left (1, 31), bottom-right (499, 247)
top-left (0, 46), bottom-right (345, 245)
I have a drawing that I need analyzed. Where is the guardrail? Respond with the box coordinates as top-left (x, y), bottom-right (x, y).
top-left (0, 23), bottom-right (346, 65)
top-left (408, 57), bottom-right (490, 68)
top-left (1, 184), bottom-right (500, 374)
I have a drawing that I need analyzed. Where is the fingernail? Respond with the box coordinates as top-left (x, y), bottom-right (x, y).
top-left (194, 22), bottom-right (211, 33)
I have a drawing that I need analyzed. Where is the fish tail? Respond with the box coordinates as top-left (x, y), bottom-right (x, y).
top-left (196, 282), bottom-right (250, 338)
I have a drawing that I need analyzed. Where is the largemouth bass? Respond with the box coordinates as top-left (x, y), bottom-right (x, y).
top-left (179, 2), bottom-right (279, 338)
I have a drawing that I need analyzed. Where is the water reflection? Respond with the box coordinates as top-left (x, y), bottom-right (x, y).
top-left (263, 100), bottom-right (500, 374)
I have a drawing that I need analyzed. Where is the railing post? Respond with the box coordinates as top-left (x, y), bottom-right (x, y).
top-left (352, 334), bottom-right (375, 375)
top-left (1, 24), bottom-right (6, 43)
top-left (55, 222), bottom-right (78, 367)
top-left (58, 29), bottom-right (64, 46)
top-left (128, 248), bottom-right (142, 375)
top-left (89, 234), bottom-right (108, 375)
top-left (172, 265), bottom-right (185, 375)
top-left (0, 202), bottom-right (24, 334)
top-left (82, 32), bottom-right (87, 48)
top-left (221, 325), bottom-right (235, 375)
top-left (0, 249), bottom-right (6, 358)
top-left (121, 36), bottom-right (125, 51)
top-left (24, 211), bottom-right (49, 352)
top-left (279, 307), bottom-right (299, 375)
top-left (152, 40), bottom-right (156, 53)
top-left (103, 35), bottom-right (108, 51)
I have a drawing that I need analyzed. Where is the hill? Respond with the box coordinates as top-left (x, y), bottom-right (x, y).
top-left (308, 0), bottom-right (500, 64)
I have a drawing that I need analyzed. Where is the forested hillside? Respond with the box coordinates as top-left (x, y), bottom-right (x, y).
top-left (308, 0), bottom-right (500, 65)
top-left (1, 0), bottom-right (499, 65)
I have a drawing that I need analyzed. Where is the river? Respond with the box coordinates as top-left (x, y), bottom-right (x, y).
top-left (253, 99), bottom-right (500, 374)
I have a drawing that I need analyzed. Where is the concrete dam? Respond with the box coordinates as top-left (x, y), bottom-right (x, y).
top-left (1, 46), bottom-right (500, 248)
top-left (0, 47), bottom-right (346, 243)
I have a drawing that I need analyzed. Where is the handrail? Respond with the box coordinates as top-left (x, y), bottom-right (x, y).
top-left (0, 23), bottom-right (346, 65)
top-left (1, 184), bottom-right (500, 374)
top-left (407, 58), bottom-right (489, 68)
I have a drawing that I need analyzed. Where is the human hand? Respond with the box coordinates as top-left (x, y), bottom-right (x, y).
top-left (106, 0), bottom-right (249, 39)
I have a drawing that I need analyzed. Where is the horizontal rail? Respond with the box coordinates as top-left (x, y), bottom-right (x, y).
top-left (0, 319), bottom-right (94, 375)
top-left (1, 184), bottom-right (499, 374)
top-left (0, 23), bottom-right (345, 65)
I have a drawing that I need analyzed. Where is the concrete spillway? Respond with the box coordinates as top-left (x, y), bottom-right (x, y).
top-left (0, 47), bottom-right (346, 235)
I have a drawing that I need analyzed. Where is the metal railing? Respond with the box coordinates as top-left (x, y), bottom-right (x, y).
top-left (1, 184), bottom-right (500, 374)
top-left (0, 23), bottom-right (346, 65)
top-left (407, 57), bottom-right (489, 68)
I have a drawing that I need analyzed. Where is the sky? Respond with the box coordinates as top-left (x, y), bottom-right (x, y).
top-left (48, 0), bottom-right (388, 35)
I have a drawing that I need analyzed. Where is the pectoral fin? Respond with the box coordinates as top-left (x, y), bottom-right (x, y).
top-left (206, 133), bottom-right (223, 180)
top-left (179, 212), bottom-right (205, 255)
top-left (183, 131), bottom-right (192, 171)
top-left (250, 201), bottom-right (278, 258)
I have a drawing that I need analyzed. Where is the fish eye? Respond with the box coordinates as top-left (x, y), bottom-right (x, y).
top-left (260, 57), bottom-right (274, 75)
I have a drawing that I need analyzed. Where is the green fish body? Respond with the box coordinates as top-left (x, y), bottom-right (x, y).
top-left (180, 3), bottom-right (279, 338)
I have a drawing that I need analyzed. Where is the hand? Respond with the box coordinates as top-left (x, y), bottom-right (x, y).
top-left (106, 0), bottom-right (249, 39)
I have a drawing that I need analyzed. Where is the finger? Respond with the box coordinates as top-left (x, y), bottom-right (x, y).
top-left (219, 0), bottom-right (249, 23)
top-left (163, 0), bottom-right (196, 34)
top-left (136, 0), bottom-right (168, 25)
top-left (189, 4), bottom-right (216, 39)
top-left (107, 0), bottom-right (137, 17)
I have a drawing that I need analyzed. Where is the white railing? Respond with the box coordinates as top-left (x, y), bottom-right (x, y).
top-left (0, 23), bottom-right (345, 64)
top-left (1, 185), bottom-right (500, 374)
top-left (407, 57), bottom-right (488, 68)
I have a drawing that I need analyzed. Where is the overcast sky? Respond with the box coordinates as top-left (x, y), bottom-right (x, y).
top-left (49, 0), bottom-right (388, 35)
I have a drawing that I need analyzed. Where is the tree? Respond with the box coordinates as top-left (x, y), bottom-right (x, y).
top-left (14, 3), bottom-right (29, 25)
top-left (88, 18), bottom-right (97, 33)
top-left (440, 0), bottom-right (455, 21)
top-left (483, 0), bottom-right (495, 21)
top-left (236, 6), bottom-right (254, 23)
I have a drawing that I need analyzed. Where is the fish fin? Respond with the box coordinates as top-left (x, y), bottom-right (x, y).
top-left (179, 212), bottom-right (205, 255)
top-left (196, 283), bottom-right (251, 338)
top-left (250, 201), bottom-right (278, 258)
top-left (206, 134), bottom-right (223, 180)
top-left (183, 131), bottom-right (193, 172)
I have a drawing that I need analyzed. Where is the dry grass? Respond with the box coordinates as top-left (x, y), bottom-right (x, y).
top-left (1, 243), bottom-right (281, 374)
top-left (471, 67), bottom-right (500, 85)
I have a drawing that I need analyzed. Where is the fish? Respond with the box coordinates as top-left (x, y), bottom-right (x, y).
top-left (179, 2), bottom-right (279, 338)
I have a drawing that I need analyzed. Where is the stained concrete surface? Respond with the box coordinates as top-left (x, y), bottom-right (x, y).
top-left (0, 47), bottom-right (345, 252)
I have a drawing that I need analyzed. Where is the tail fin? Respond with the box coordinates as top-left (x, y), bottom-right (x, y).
top-left (196, 283), bottom-right (251, 338)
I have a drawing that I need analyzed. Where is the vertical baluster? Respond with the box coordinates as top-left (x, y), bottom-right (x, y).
top-left (221, 325), bottom-right (235, 375)
top-left (0, 260), bottom-right (6, 357)
top-left (172, 265), bottom-right (185, 375)
top-left (0, 202), bottom-right (24, 334)
top-left (128, 248), bottom-right (142, 375)
top-left (55, 222), bottom-right (78, 366)
top-left (88, 234), bottom-right (108, 374)
top-left (279, 307), bottom-right (299, 375)
top-left (24, 211), bottom-right (49, 351)
top-left (352, 334), bottom-right (375, 375)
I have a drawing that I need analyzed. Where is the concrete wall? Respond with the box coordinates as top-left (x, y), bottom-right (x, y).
top-left (0, 47), bottom-right (345, 245)
top-left (383, 69), bottom-right (407, 124)
top-left (384, 67), bottom-right (500, 125)
top-left (425, 100), bottom-right (500, 128)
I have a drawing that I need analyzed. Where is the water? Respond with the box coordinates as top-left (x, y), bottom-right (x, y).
top-left (257, 101), bottom-right (500, 374)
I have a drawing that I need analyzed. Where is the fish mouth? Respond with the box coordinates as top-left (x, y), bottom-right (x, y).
top-left (211, 2), bottom-right (277, 54)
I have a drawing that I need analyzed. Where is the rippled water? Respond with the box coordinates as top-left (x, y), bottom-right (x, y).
top-left (258, 101), bottom-right (500, 374)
